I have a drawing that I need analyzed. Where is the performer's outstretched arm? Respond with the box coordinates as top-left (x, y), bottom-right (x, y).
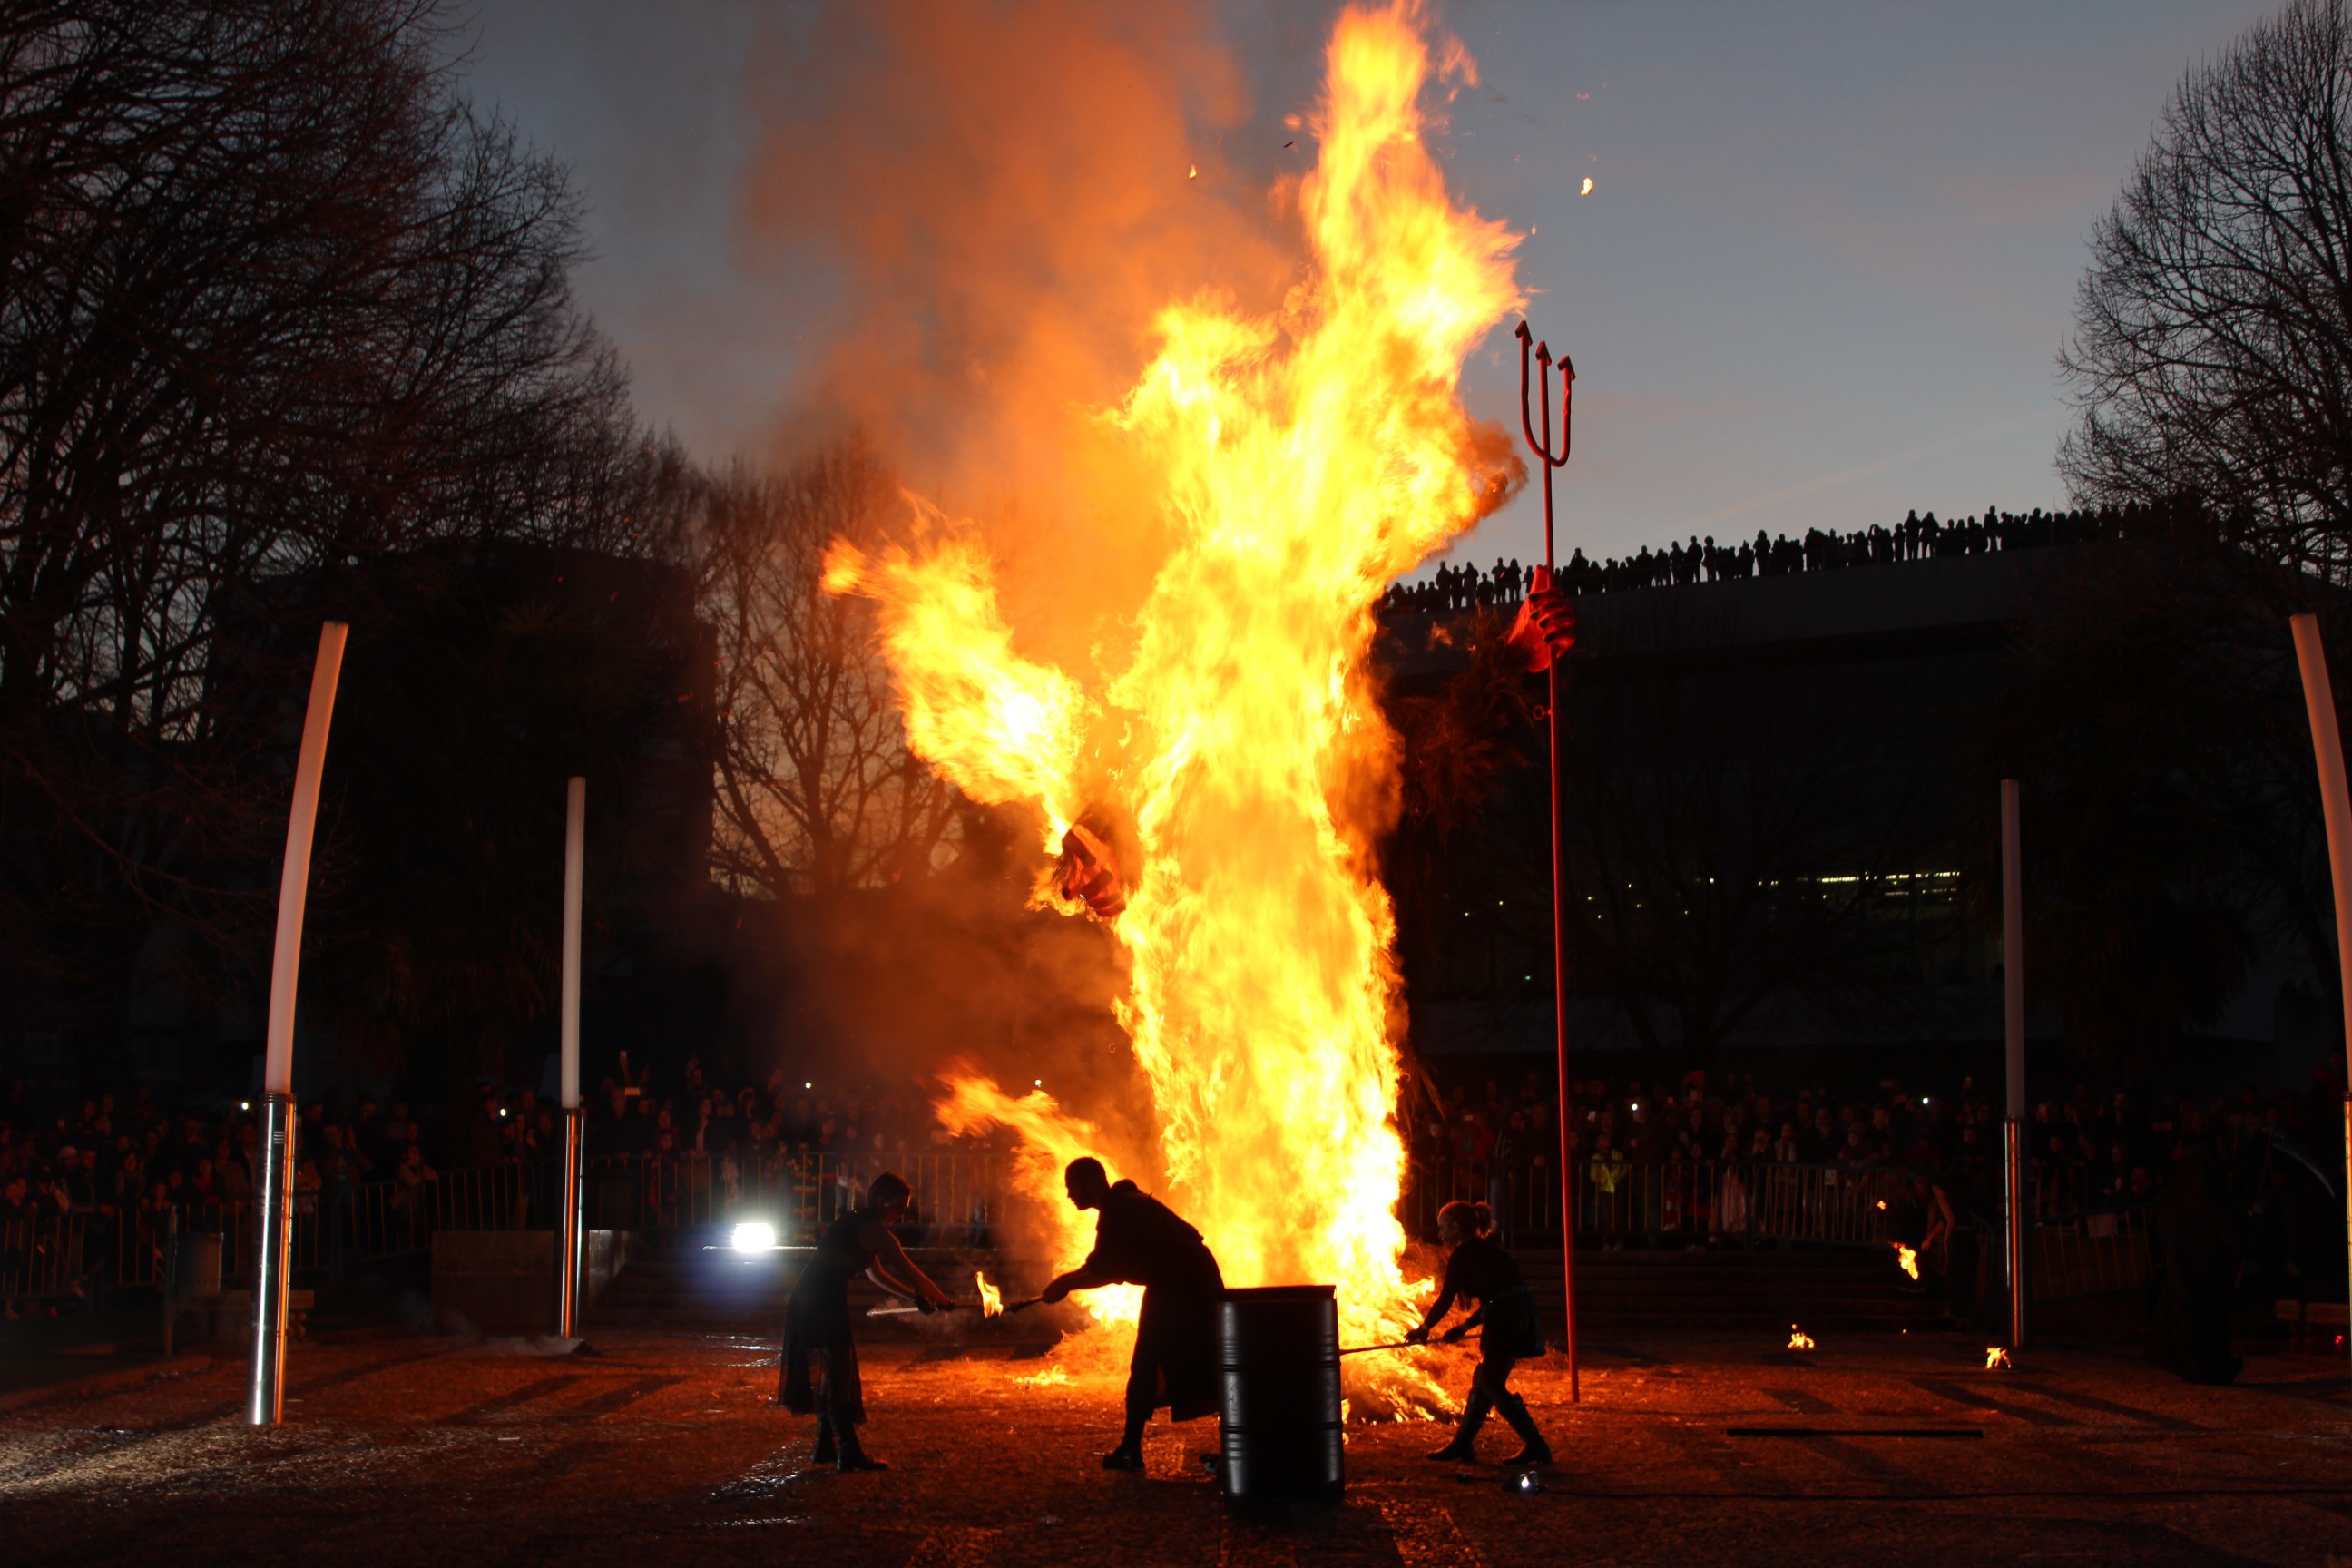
top-left (869, 1230), bottom-right (955, 1308)
top-left (1039, 1261), bottom-right (1114, 1303)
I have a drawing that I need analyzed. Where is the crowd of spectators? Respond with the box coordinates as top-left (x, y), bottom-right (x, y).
top-left (12, 1051), bottom-right (2340, 1316)
top-left (0, 1058), bottom-right (1006, 1313)
top-left (1378, 499), bottom-right (2189, 616)
top-left (1403, 1063), bottom-right (2344, 1286)
top-left (578, 1053), bottom-right (1004, 1222)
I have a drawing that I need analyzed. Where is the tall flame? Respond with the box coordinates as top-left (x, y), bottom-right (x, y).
top-left (828, 2), bottom-right (1521, 1416)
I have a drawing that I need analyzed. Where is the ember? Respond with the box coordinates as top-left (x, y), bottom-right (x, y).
top-left (831, 2), bottom-right (1518, 1418)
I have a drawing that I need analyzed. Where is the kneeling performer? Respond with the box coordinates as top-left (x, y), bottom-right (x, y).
top-left (1041, 1157), bottom-right (1225, 1471)
top-left (1408, 1200), bottom-right (1552, 1467)
top-left (780, 1171), bottom-right (955, 1471)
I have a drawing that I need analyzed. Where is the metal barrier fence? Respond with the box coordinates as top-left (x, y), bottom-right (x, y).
top-left (2030, 1206), bottom-right (2152, 1302)
top-left (0, 1152), bottom-right (1016, 1306)
top-left (1405, 1158), bottom-right (1913, 1249)
top-left (580, 1151), bottom-right (1010, 1242)
top-left (3, 1149), bottom-right (2155, 1308)
top-left (1406, 1154), bottom-right (2158, 1301)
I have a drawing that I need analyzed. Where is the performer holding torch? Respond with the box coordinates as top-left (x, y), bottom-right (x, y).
top-left (1408, 1199), bottom-right (1552, 1468)
top-left (1041, 1157), bottom-right (1226, 1472)
top-left (780, 1171), bottom-right (956, 1472)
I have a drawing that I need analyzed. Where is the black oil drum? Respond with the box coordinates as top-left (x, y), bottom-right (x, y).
top-left (1217, 1284), bottom-right (1343, 1502)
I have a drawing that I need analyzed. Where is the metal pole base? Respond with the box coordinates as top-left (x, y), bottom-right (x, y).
top-left (249, 1092), bottom-right (297, 1425)
top-left (2004, 1118), bottom-right (2027, 1351)
top-left (556, 1107), bottom-right (585, 1338)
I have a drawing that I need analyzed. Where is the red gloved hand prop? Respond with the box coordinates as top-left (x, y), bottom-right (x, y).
top-left (1505, 565), bottom-right (1576, 672)
top-left (1056, 822), bottom-right (1126, 920)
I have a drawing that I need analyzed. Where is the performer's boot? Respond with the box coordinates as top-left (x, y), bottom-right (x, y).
top-left (1102, 1406), bottom-right (1148, 1471)
top-left (835, 1419), bottom-right (887, 1472)
top-left (811, 1412), bottom-right (837, 1466)
top-left (1494, 1392), bottom-right (1552, 1468)
top-left (1425, 1388), bottom-right (1493, 1461)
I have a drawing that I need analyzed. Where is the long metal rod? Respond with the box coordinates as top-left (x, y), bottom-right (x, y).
top-left (2001, 778), bottom-right (2026, 1350)
top-left (251, 622), bottom-right (347, 1426)
top-left (2288, 612), bottom-right (2352, 1384)
top-left (1339, 1333), bottom-right (1481, 1357)
top-left (1516, 322), bottom-right (1578, 1404)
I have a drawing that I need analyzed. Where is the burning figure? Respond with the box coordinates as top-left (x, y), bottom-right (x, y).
top-left (827, 4), bottom-right (1532, 1414)
top-left (1039, 1157), bottom-right (1225, 1470)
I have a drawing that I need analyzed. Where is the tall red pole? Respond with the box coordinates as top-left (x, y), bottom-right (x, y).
top-left (1515, 323), bottom-right (1578, 1403)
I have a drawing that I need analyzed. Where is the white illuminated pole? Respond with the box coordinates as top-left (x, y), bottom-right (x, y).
top-left (2288, 613), bottom-right (2352, 1384)
top-left (2001, 779), bottom-right (2027, 1352)
top-left (250, 622), bottom-right (348, 1426)
top-left (555, 777), bottom-right (586, 1337)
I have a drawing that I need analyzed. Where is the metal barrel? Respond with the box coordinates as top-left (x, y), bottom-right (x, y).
top-left (1217, 1284), bottom-right (1343, 1502)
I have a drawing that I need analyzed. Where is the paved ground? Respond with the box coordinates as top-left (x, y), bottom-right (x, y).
top-left (2, 1325), bottom-right (2348, 1566)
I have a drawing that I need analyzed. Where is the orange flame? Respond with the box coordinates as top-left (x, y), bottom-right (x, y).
top-left (975, 1270), bottom-right (1004, 1318)
top-left (834, 3), bottom-right (1518, 1417)
top-left (1788, 1326), bottom-right (1816, 1351)
top-left (1984, 1346), bottom-right (2012, 1371)
top-left (1893, 1244), bottom-right (1918, 1281)
top-left (933, 1076), bottom-right (1142, 1326)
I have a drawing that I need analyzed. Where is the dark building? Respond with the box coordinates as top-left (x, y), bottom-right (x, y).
top-left (1383, 541), bottom-right (2338, 1095)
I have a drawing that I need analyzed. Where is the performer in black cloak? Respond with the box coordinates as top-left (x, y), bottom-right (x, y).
top-left (2145, 1137), bottom-right (2243, 1386)
top-left (1040, 1157), bottom-right (1226, 1471)
top-left (1408, 1199), bottom-right (1551, 1467)
top-left (780, 1171), bottom-right (955, 1471)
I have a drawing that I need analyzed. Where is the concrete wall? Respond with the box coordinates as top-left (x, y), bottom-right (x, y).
top-left (430, 1230), bottom-right (628, 1336)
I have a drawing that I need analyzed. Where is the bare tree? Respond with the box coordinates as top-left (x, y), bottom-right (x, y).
top-left (0, 0), bottom-right (652, 1034)
top-left (2061, 0), bottom-right (2352, 575)
top-left (697, 444), bottom-right (961, 901)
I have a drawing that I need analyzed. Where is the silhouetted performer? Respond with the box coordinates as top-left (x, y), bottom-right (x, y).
top-left (2146, 1140), bottom-right (2242, 1386)
top-left (1409, 1200), bottom-right (1551, 1467)
top-left (780, 1171), bottom-right (954, 1471)
top-left (1041, 1158), bottom-right (1225, 1471)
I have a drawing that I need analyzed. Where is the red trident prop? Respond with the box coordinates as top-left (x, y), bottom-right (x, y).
top-left (1514, 319), bottom-right (1580, 1404)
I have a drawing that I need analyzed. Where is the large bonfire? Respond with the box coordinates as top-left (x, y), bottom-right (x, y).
top-left (824, 2), bottom-right (1523, 1416)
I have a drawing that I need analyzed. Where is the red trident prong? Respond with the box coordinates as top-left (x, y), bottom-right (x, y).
top-left (1514, 320), bottom-right (1574, 569)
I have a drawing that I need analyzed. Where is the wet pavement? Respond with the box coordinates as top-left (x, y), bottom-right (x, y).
top-left (3, 1327), bottom-right (2348, 1566)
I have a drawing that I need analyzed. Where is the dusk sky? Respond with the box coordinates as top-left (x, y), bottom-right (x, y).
top-left (458, 0), bottom-right (2281, 574)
